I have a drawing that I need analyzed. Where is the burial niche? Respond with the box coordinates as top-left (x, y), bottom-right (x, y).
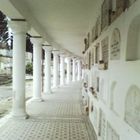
top-left (126, 15), bottom-right (140, 61)
top-left (125, 85), bottom-right (140, 133)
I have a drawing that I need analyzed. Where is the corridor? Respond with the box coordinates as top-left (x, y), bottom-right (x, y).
top-left (0, 82), bottom-right (96, 140)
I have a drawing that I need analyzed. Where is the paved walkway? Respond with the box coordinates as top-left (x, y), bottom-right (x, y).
top-left (0, 80), bottom-right (33, 118)
top-left (0, 82), bottom-right (96, 140)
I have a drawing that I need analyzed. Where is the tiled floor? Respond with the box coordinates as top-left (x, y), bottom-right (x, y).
top-left (0, 82), bottom-right (96, 140)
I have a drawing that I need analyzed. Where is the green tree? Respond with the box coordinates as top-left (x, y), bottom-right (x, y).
top-left (0, 11), bottom-right (9, 48)
top-left (26, 63), bottom-right (33, 75)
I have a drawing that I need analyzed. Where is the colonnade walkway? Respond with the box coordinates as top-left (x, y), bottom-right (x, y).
top-left (0, 82), bottom-right (96, 140)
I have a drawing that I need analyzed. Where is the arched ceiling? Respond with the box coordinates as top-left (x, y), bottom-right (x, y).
top-left (1, 0), bottom-right (103, 57)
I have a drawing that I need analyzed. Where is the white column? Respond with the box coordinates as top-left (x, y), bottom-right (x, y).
top-left (8, 20), bottom-right (30, 118)
top-left (60, 55), bottom-right (65, 86)
top-left (31, 37), bottom-right (43, 101)
top-left (77, 60), bottom-right (81, 81)
top-left (53, 51), bottom-right (59, 88)
top-left (72, 58), bottom-right (76, 82)
top-left (66, 57), bottom-right (71, 84)
top-left (43, 46), bottom-right (52, 94)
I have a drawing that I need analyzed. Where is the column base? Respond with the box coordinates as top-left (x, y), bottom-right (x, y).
top-left (44, 91), bottom-right (52, 94)
top-left (66, 82), bottom-right (71, 85)
top-left (60, 84), bottom-right (65, 87)
top-left (10, 112), bottom-right (29, 119)
top-left (52, 86), bottom-right (59, 89)
top-left (46, 92), bottom-right (52, 94)
top-left (30, 97), bottom-right (44, 102)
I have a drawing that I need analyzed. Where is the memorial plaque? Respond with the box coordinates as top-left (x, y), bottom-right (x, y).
top-left (116, 0), bottom-right (126, 16)
top-left (95, 46), bottom-right (99, 64)
top-left (95, 43), bottom-right (100, 64)
top-left (95, 20), bottom-right (98, 39)
top-left (110, 0), bottom-right (126, 23)
top-left (87, 53), bottom-right (88, 69)
top-left (85, 54), bottom-right (88, 69)
top-left (101, 0), bottom-right (112, 31)
top-left (101, 37), bottom-right (109, 65)
top-left (84, 38), bottom-right (88, 51)
top-left (110, 0), bottom-right (117, 23)
top-left (97, 77), bottom-right (100, 92)
top-left (100, 110), bottom-right (106, 140)
top-left (92, 47), bottom-right (94, 65)
top-left (128, 0), bottom-right (136, 7)
top-left (89, 51), bottom-right (92, 69)
top-left (87, 33), bottom-right (90, 48)
top-left (92, 26), bottom-right (96, 42)
top-left (98, 109), bottom-right (102, 136)
top-left (110, 28), bottom-right (121, 60)
top-left (97, 16), bottom-right (101, 37)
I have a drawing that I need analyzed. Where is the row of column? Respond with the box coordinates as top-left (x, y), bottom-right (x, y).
top-left (8, 20), bottom-right (82, 118)
top-left (32, 42), bottom-right (82, 95)
top-left (53, 54), bottom-right (81, 88)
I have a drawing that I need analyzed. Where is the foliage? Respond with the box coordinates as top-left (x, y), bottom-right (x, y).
top-left (0, 11), bottom-right (9, 48)
top-left (26, 63), bottom-right (33, 75)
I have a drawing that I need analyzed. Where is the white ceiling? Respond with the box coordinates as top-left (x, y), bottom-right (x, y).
top-left (2, 0), bottom-right (103, 57)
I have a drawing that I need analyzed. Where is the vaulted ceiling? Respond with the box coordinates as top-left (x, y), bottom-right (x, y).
top-left (0, 0), bottom-right (103, 57)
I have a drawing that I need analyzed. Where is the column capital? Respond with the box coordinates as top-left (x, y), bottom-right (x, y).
top-left (52, 50), bottom-right (59, 55)
top-left (30, 37), bottom-right (43, 46)
top-left (8, 20), bottom-right (30, 33)
top-left (76, 59), bottom-right (81, 63)
top-left (60, 54), bottom-right (66, 58)
top-left (72, 57), bottom-right (77, 61)
top-left (65, 57), bottom-right (71, 62)
top-left (43, 46), bottom-right (53, 52)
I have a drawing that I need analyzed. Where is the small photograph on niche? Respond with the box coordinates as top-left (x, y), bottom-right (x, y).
top-left (91, 102), bottom-right (94, 112)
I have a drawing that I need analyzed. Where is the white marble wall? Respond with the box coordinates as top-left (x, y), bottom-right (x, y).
top-left (83, 1), bottom-right (140, 140)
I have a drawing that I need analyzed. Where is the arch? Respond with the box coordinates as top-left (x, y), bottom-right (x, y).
top-left (125, 85), bottom-right (140, 133)
top-left (126, 15), bottom-right (140, 61)
top-left (110, 81), bottom-right (117, 110)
